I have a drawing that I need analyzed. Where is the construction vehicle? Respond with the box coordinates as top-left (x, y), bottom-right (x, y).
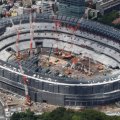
top-left (64, 68), bottom-right (72, 75)
top-left (71, 57), bottom-right (79, 69)
top-left (54, 45), bottom-right (66, 57)
top-left (54, 48), bottom-right (60, 56)
top-left (61, 52), bottom-right (74, 59)
top-left (97, 65), bottom-right (104, 71)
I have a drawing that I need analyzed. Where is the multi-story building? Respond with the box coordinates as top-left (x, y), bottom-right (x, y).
top-left (57, 0), bottom-right (85, 18)
top-left (96, 0), bottom-right (120, 15)
top-left (22, 0), bottom-right (32, 7)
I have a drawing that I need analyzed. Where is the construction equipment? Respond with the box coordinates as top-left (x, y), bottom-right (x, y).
top-left (54, 47), bottom-right (60, 56)
top-left (29, 8), bottom-right (34, 57)
top-left (52, 16), bottom-right (61, 30)
top-left (10, 19), bottom-right (29, 60)
top-left (10, 19), bottom-right (31, 106)
top-left (71, 57), bottom-right (79, 69)
top-left (52, 16), bottom-right (62, 55)
top-left (97, 65), bottom-right (104, 71)
top-left (65, 23), bottom-right (80, 56)
top-left (54, 45), bottom-right (66, 56)
top-left (53, 16), bottom-right (75, 59)
top-left (10, 19), bottom-right (22, 60)
top-left (62, 52), bottom-right (74, 59)
top-left (18, 62), bottom-right (32, 106)
top-left (47, 44), bottom-right (53, 62)
top-left (64, 68), bottom-right (72, 75)
top-left (55, 20), bottom-right (61, 30)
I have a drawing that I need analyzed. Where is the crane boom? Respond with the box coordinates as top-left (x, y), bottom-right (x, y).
top-left (52, 16), bottom-right (61, 54)
top-left (48, 44), bottom-right (53, 62)
top-left (29, 9), bottom-right (34, 57)
top-left (18, 61), bottom-right (31, 105)
top-left (10, 19), bottom-right (31, 105)
top-left (10, 19), bottom-right (20, 58)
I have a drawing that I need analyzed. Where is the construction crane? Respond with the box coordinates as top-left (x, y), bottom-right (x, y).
top-left (11, 19), bottom-right (28, 60)
top-left (68, 23), bottom-right (80, 38)
top-left (48, 44), bottom-right (53, 62)
top-left (52, 16), bottom-right (61, 56)
top-left (65, 23), bottom-right (80, 58)
top-left (18, 62), bottom-right (32, 105)
top-left (10, 19), bottom-right (31, 105)
top-left (83, 52), bottom-right (93, 76)
top-left (16, 26), bottom-right (20, 59)
top-left (10, 19), bottom-right (22, 60)
top-left (29, 8), bottom-right (34, 57)
top-left (53, 16), bottom-right (74, 59)
top-left (71, 57), bottom-right (79, 69)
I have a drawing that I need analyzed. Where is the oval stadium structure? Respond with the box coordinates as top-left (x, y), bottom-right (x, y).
top-left (0, 14), bottom-right (120, 107)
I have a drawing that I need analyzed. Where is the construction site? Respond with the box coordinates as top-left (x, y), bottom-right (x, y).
top-left (7, 11), bottom-right (111, 83)
top-left (0, 0), bottom-right (120, 119)
top-left (0, 9), bottom-right (119, 109)
top-left (9, 47), bottom-right (109, 80)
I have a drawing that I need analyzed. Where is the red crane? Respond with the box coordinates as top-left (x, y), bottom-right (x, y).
top-left (66, 23), bottom-right (80, 53)
top-left (11, 19), bottom-right (31, 105)
top-left (10, 19), bottom-right (21, 59)
top-left (52, 16), bottom-right (62, 56)
top-left (18, 62), bottom-right (31, 105)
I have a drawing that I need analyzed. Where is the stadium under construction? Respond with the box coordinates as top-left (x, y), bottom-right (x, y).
top-left (0, 13), bottom-right (120, 107)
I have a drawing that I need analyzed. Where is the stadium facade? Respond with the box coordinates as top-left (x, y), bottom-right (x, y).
top-left (0, 14), bottom-right (120, 107)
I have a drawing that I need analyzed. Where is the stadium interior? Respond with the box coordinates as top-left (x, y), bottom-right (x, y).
top-left (0, 14), bottom-right (120, 106)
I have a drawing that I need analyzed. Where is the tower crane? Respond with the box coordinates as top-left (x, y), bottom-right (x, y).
top-left (18, 62), bottom-right (31, 105)
top-left (52, 16), bottom-right (61, 56)
top-left (10, 19), bottom-right (31, 105)
top-left (10, 19), bottom-right (22, 60)
top-left (65, 23), bottom-right (80, 58)
top-left (29, 8), bottom-right (34, 57)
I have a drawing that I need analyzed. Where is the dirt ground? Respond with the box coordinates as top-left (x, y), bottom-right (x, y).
top-left (1, 88), bottom-right (120, 115)
top-left (0, 89), bottom-right (58, 114)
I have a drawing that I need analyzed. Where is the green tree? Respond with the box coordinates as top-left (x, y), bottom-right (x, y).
top-left (72, 115), bottom-right (81, 120)
top-left (96, 10), bottom-right (119, 26)
top-left (10, 109), bottom-right (37, 120)
top-left (11, 107), bottom-right (120, 120)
